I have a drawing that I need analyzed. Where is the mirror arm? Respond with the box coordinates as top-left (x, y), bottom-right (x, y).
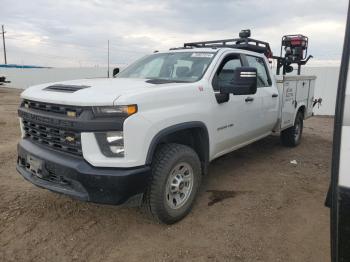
top-left (112, 68), bottom-right (120, 78)
top-left (215, 93), bottom-right (230, 104)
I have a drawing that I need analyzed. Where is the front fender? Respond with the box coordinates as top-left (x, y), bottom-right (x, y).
top-left (145, 121), bottom-right (210, 165)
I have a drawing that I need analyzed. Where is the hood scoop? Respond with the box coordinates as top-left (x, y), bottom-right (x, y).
top-left (44, 84), bottom-right (90, 93)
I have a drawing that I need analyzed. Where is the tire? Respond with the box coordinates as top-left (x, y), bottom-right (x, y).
top-left (144, 143), bottom-right (202, 224)
top-left (281, 111), bottom-right (304, 147)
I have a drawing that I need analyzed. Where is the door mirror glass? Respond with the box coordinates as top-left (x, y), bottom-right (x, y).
top-left (113, 68), bottom-right (120, 78)
top-left (219, 67), bottom-right (257, 95)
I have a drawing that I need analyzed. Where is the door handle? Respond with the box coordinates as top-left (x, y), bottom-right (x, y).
top-left (272, 93), bottom-right (278, 98)
top-left (245, 97), bottom-right (254, 102)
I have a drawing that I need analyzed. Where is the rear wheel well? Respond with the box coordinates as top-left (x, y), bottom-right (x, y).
top-left (146, 125), bottom-right (209, 175)
top-left (298, 105), bottom-right (306, 119)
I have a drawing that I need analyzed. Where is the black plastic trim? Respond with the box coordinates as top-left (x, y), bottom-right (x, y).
top-left (17, 139), bottom-right (151, 205)
top-left (145, 121), bottom-right (210, 167)
top-left (183, 36), bottom-right (272, 57)
top-left (211, 53), bottom-right (244, 104)
top-left (22, 99), bottom-right (85, 116)
top-left (43, 84), bottom-right (90, 93)
top-left (95, 132), bottom-right (124, 157)
top-left (18, 107), bottom-right (125, 132)
top-left (215, 93), bottom-right (230, 104)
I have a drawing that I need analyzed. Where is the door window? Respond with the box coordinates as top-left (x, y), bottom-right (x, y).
top-left (213, 55), bottom-right (242, 91)
top-left (246, 55), bottom-right (271, 87)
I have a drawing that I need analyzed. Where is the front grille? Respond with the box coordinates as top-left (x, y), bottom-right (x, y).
top-left (22, 119), bottom-right (82, 156)
top-left (23, 99), bottom-right (84, 116)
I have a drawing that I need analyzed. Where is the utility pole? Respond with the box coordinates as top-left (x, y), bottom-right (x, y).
top-left (2, 25), bottom-right (7, 64)
top-left (107, 40), bottom-right (110, 78)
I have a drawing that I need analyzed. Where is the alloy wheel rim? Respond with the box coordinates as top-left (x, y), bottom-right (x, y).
top-left (165, 162), bottom-right (194, 209)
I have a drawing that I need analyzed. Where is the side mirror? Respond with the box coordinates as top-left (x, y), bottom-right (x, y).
top-left (112, 68), bottom-right (120, 78)
top-left (220, 67), bottom-right (257, 95)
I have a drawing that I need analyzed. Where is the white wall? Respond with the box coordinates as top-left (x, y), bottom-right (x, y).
top-left (0, 66), bottom-right (339, 115)
top-left (302, 67), bottom-right (339, 116)
top-left (0, 67), bottom-right (112, 89)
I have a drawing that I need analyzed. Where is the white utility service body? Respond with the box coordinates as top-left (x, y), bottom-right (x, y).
top-left (16, 46), bottom-right (316, 223)
top-left (276, 75), bottom-right (316, 130)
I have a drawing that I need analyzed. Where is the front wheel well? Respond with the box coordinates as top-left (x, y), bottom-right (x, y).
top-left (146, 123), bottom-right (209, 175)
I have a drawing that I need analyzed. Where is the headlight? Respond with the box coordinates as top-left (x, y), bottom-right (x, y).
top-left (95, 131), bottom-right (124, 157)
top-left (93, 105), bottom-right (137, 117)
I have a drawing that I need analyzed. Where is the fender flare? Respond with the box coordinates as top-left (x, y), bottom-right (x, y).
top-left (145, 121), bottom-right (210, 166)
top-left (294, 103), bottom-right (307, 123)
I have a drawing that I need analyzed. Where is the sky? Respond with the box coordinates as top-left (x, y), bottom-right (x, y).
top-left (1, 0), bottom-right (349, 67)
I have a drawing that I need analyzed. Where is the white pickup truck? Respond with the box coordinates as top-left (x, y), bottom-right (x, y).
top-left (16, 33), bottom-right (317, 224)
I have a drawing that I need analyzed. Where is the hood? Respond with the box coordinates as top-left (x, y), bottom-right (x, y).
top-left (20, 78), bottom-right (162, 106)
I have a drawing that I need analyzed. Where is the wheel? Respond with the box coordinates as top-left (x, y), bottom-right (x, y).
top-left (144, 143), bottom-right (202, 224)
top-left (281, 111), bottom-right (304, 147)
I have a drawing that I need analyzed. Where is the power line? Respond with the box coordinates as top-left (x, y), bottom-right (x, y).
top-left (107, 40), bottom-right (110, 78)
top-left (1, 25), bottom-right (7, 64)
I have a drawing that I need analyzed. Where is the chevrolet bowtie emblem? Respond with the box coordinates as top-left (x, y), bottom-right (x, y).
top-left (66, 111), bottom-right (77, 117)
top-left (65, 136), bottom-right (75, 142)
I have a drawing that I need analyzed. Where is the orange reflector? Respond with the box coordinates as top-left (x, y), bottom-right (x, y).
top-left (126, 105), bottom-right (138, 116)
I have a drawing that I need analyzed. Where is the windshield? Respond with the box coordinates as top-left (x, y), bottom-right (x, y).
top-left (117, 52), bottom-right (216, 83)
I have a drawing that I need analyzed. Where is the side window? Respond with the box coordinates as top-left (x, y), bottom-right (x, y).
top-left (213, 55), bottom-right (242, 91)
top-left (246, 55), bottom-right (271, 87)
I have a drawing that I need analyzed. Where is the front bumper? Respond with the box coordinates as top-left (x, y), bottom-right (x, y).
top-left (17, 139), bottom-right (151, 205)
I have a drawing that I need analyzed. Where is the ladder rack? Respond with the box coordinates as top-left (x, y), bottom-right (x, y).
top-left (172, 29), bottom-right (313, 75)
top-left (182, 36), bottom-right (273, 57)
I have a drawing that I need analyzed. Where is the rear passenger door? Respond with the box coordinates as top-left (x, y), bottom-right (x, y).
top-left (245, 55), bottom-right (279, 132)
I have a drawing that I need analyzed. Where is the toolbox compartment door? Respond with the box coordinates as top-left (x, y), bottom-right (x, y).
top-left (281, 80), bottom-right (297, 129)
top-left (296, 79), bottom-right (310, 106)
top-left (280, 75), bottom-right (316, 130)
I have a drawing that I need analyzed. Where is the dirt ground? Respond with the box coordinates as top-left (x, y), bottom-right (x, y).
top-left (0, 87), bottom-right (332, 262)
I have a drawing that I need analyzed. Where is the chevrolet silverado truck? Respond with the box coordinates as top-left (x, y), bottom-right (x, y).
top-left (16, 31), bottom-right (317, 224)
